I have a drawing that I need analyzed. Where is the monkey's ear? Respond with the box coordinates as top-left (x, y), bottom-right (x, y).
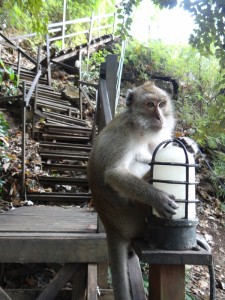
top-left (126, 89), bottom-right (134, 107)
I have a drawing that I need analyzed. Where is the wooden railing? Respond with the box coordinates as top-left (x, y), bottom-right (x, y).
top-left (47, 13), bottom-right (116, 50)
top-left (8, 12), bottom-right (117, 51)
top-left (21, 51), bottom-right (42, 199)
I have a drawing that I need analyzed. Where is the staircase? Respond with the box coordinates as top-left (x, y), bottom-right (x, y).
top-left (25, 80), bottom-right (94, 206)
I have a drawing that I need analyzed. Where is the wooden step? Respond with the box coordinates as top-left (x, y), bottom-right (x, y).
top-left (42, 163), bottom-right (88, 172)
top-left (39, 111), bottom-right (84, 125)
top-left (27, 192), bottom-right (91, 203)
top-left (39, 141), bottom-right (91, 152)
top-left (38, 176), bottom-right (88, 186)
top-left (25, 81), bottom-right (55, 92)
top-left (37, 96), bottom-right (71, 106)
top-left (44, 127), bottom-right (91, 136)
top-left (44, 123), bottom-right (91, 130)
top-left (40, 151), bottom-right (89, 161)
top-left (42, 134), bottom-right (90, 143)
top-left (37, 100), bottom-right (75, 111)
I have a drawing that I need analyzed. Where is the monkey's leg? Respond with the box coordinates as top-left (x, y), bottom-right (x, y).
top-left (107, 231), bottom-right (132, 300)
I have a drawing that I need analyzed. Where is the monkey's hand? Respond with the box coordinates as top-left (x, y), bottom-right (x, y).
top-left (152, 191), bottom-right (178, 219)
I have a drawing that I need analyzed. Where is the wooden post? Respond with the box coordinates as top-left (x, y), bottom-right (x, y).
top-left (21, 81), bottom-right (26, 200)
top-left (36, 264), bottom-right (81, 300)
top-left (32, 46), bottom-right (41, 138)
top-left (105, 55), bottom-right (118, 117)
top-left (87, 264), bottom-right (98, 300)
top-left (149, 264), bottom-right (185, 300)
top-left (17, 51), bottom-right (21, 79)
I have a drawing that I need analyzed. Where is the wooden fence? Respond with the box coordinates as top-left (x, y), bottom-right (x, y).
top-left (9, 12), bottom-right (117, 51)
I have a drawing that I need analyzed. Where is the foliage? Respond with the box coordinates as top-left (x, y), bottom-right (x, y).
top-left (0, 0), bottom-right (116, 38)
top-left (0, 112), bottom-right (9, 201)
top-left (211, 151), bottom-right (225, 199)
top-left (0, 60), bottom-right (19, 96)
top-left (181, 0), bottom-right (225, 69)
top-left (0, 0), bottom-right (49, 34)
top-left (117, 0), bottom-right (225, 73)
top-left (122, 38), bottom-right (225, 198)
top-left (82, 49), bottom-right (113, 81)
top-left (0, 112), bottom-right (9, 139)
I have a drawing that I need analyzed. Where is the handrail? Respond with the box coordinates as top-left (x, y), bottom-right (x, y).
top-left (7, 12), bottom-right (116, 51)
top-left (0, 32), bottom-right (37, 66)
top-left (21, 49), bottom-right (42, 199)
top-left (24, 69), bottom-right (42, 106)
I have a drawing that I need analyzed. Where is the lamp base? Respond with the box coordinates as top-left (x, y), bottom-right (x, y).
top-left (147, 216), bottom-right (199, 250)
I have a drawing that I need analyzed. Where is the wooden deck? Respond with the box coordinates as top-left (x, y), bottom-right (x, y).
top-left (0, 206), bottom-right (108, 264)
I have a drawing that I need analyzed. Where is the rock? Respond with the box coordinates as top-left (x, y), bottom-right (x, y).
top-left (61, 86), bottom-right (80, 106)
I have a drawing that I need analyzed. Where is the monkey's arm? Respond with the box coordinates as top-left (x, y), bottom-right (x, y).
top-left (104, 167), bottom-right (178, 219)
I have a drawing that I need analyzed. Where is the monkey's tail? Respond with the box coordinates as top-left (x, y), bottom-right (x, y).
top-left (197, 235), bottom-right (216, 300)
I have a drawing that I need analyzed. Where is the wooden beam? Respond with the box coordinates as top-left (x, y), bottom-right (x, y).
top-left (149, 264), bottom-right (185, 300)
top-left (87, 264), bottom-right (98, 300)
top-left (105, 55), bottom-right (118, 118)
top-left (0, 287), bottom-right (12, 300)
top-left (36, 264), bottom-right (81, 300)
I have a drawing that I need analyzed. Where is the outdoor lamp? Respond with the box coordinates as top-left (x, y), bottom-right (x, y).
top-left (148, 138), bottom-right (199, 250)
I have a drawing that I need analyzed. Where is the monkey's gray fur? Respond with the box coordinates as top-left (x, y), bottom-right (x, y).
top-left (88, 82), bottom-right (179, 300)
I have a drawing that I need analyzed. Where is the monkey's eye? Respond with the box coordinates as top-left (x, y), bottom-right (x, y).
top-left (147, 102), bottom-right (154, 108)
top-left (159, 101), bottom-right (166, 108)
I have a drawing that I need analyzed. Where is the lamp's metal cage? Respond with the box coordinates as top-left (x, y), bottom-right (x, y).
top-left (147, 138), bottom-right (200, 250)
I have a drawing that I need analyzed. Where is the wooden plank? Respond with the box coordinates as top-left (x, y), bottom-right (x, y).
top-left (38, 177), bottom-right (88, 186)
top-left (36, 264), bottom-right (81, 300)
top-left (0, 234), bottom-right (107, 263)
top-left (0, 287), bottom-right (12, 300)
top-left (44, 123), bottom-right (92, 132)
top-left (98, 78), bottom-right (112, 125)
top-left (27, 192), bottom-right (91, 200)
top-left (42, 163), bottom-right (88, 172)
top-left (149, 265), bottom-right (185, 300)
top-left (0, 206), bottom-right (95, 232)
top-left (40, 142), bottom-right (91, 151)
top-left (0, 206), bottom-right (107, 263)
top-left (45, 129), bottom-right (91, 136)
top-left (39, 149), bottom-right (89, 156)
top-left (87, 264), bottom-right (97, 300)
top-left (42, 134), bottom-right (90, 143)
top-left (37, 100), bottom-right (73, 110)
top-left (37, 96), bottom-right (70, 105)
top-left (132, 240), bottom-right (212, 266)
top-left (105, 55), bottom-right (118, 117)
top-left (25, 83), bottom-right (56, 92)
top-left (43, 112), bottom-right (85, 125)
top-left (39, 153), bottom-right (89, 160)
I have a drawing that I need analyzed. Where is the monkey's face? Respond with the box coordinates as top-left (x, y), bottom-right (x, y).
top-left (126, 82), bottom-right (174, 131)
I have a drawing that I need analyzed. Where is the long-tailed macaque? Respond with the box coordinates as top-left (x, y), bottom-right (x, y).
top-left (87, 82), bottom-right (179, 300)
